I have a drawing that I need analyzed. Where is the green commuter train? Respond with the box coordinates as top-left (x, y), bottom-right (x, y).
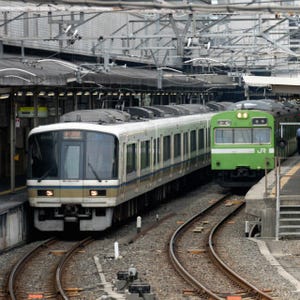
top-left (210, 99), bottom-right (300, 188)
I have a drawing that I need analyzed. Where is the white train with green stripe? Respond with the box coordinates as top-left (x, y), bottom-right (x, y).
top-left (210, 99), bottom-right (300, 188)
top-left (27, 104), bottom-right (222, 232)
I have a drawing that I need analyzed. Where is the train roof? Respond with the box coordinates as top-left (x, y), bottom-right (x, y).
top-left (207, 101), bottom-right (233, 111)
top-left (30, 108), bottom-right (216, 138)
top-left (29, 103), bottom-right (229, 138)
top-left (226, 99), bottom-right (300, 115)
top-left (60, 109), bottom-right (131, 123)
top-left (58, 104), bottom-right (214, 124)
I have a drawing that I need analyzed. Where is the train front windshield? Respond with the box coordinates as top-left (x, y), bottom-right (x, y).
top-left (215, 128), bottom-right (271, 144)
top-left (28, 130), bottom-right (118, 180)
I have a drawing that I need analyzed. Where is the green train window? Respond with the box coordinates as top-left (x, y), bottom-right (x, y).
top-left (215, 128), bottom-right (271, 144)
top-left (253, 128), bottom-right (271, 144)
top-left (234, 129), bottom-right (252, 143)
top-left (215, 128), bottom-right (233, 143)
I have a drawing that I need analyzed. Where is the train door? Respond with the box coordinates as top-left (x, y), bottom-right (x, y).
top-left (61, 140), bottom-right (84, 201)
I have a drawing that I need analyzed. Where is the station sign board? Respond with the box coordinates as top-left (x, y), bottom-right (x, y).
top-left (18, 106), bottom-right (48, 118)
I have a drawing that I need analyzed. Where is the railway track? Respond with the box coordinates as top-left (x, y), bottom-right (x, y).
top-left (169, 194), bottom-right (278, 300)
top-left (7, 236), bottom-right (94, 300)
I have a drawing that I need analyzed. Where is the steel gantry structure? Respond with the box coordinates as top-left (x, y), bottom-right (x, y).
top-left (0, 0), bottom-right (300, 90)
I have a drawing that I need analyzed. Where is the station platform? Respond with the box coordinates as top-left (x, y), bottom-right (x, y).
top-left (245, 154), bottom-right (300, 238)
top-left (0, 175), bottom-right (26, 195)
top-left (0, 176), bottom-right (28, 252)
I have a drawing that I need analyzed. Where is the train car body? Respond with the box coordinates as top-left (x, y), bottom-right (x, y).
top-left (27, 105), bottom-right (216, 231)
top-left (210, 99), bottom-right (300, 188)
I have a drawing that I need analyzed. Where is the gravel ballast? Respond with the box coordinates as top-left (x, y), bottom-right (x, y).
top-left (1, 183), bottom-right (300, 299)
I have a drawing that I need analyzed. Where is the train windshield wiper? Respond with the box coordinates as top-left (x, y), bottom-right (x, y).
top-left (37, 167), bottom-right (53, 182)
top-left (88, 161), bottom-right (102, 182)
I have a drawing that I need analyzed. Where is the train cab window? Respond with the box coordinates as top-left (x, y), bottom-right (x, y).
top-left (253, 128), bottom-right (271, 144)
top-left (216, 128), bottom-right (271, 144)
top-left (198, 128), bottom-right (205, 150)
top-left (163, 135), bottom-right (171, 162)
top-left (126, 143), bottom-right (136, 174)
top-left (234, 128), bottom-right (252, 144)
top-left (215, 128), bottom-right (233, 144)
top-left (28, 132), bottom-right (59, 180)
top-left (64, 145), bottom-right (81, 179)
top-left (141, 140), bottom-right (150, 169)
top-left (174, 133), bottom-right (181, 158)
top-left (85, 132), bottom-right (118, 180)
top-left (191, 130), bottom-right (196, 152)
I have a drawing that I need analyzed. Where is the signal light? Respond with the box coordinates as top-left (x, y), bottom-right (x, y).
top-left (278, 139), bottom-right (287, 149)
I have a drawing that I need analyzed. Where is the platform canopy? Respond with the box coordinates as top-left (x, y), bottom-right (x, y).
top-left (0, 54), bottom-right (236, 90)
top-left (243, 75), bottom-right (300, 94)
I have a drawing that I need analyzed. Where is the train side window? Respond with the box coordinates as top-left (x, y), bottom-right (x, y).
top-left (154, 139), bottom-right (157, 165)
top-left (183, 132), bottom-right (188, 156)
top-left (215, 128), bottom-right (233, 144)
top-left (154, 137), bottom-right (160, 166)
top-left (174, 133), bottom-right (181, 158)
top-left (0, 216), bottom-right (3, 238)
top-left (141, 140), bottom-right (150, 170)
top-left (198, 128), bottom-right (204, 150)
top-left (163, 135), bottom-right (171, 162)
top-left (206, 128), bottom-right (210, 148)
top-left (190, 130), bottom-right (196, 153)
top-left (126, 143), bottom-right (136, 174)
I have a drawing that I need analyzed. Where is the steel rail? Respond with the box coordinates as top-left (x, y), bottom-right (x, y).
top-left (169, 194), bottom-right (230, 300)
top-left (169, 195), bottom-right (277, 300)
top-left (55, 236), bottom-right (94, 299)
top-left (208, 202), bottom-right (275, 300)
top-left (7, 237), bottom-right (57, 300)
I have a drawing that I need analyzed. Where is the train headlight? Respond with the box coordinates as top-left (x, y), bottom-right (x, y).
top-left (89, 190), bottom-right (106, 196)
top-left (37, 190), bottom-right (54, 197)
top-left (237, 112), bottom-right (248, 119)
top-left (90, 190), bottom-right (98, 196)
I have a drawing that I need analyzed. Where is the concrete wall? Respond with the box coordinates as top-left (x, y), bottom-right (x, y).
top-left (0, 192), bottom-right (29, 251)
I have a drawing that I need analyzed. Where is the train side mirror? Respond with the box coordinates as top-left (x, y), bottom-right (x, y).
top-left (278, 139), bottom-right (287, 149)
